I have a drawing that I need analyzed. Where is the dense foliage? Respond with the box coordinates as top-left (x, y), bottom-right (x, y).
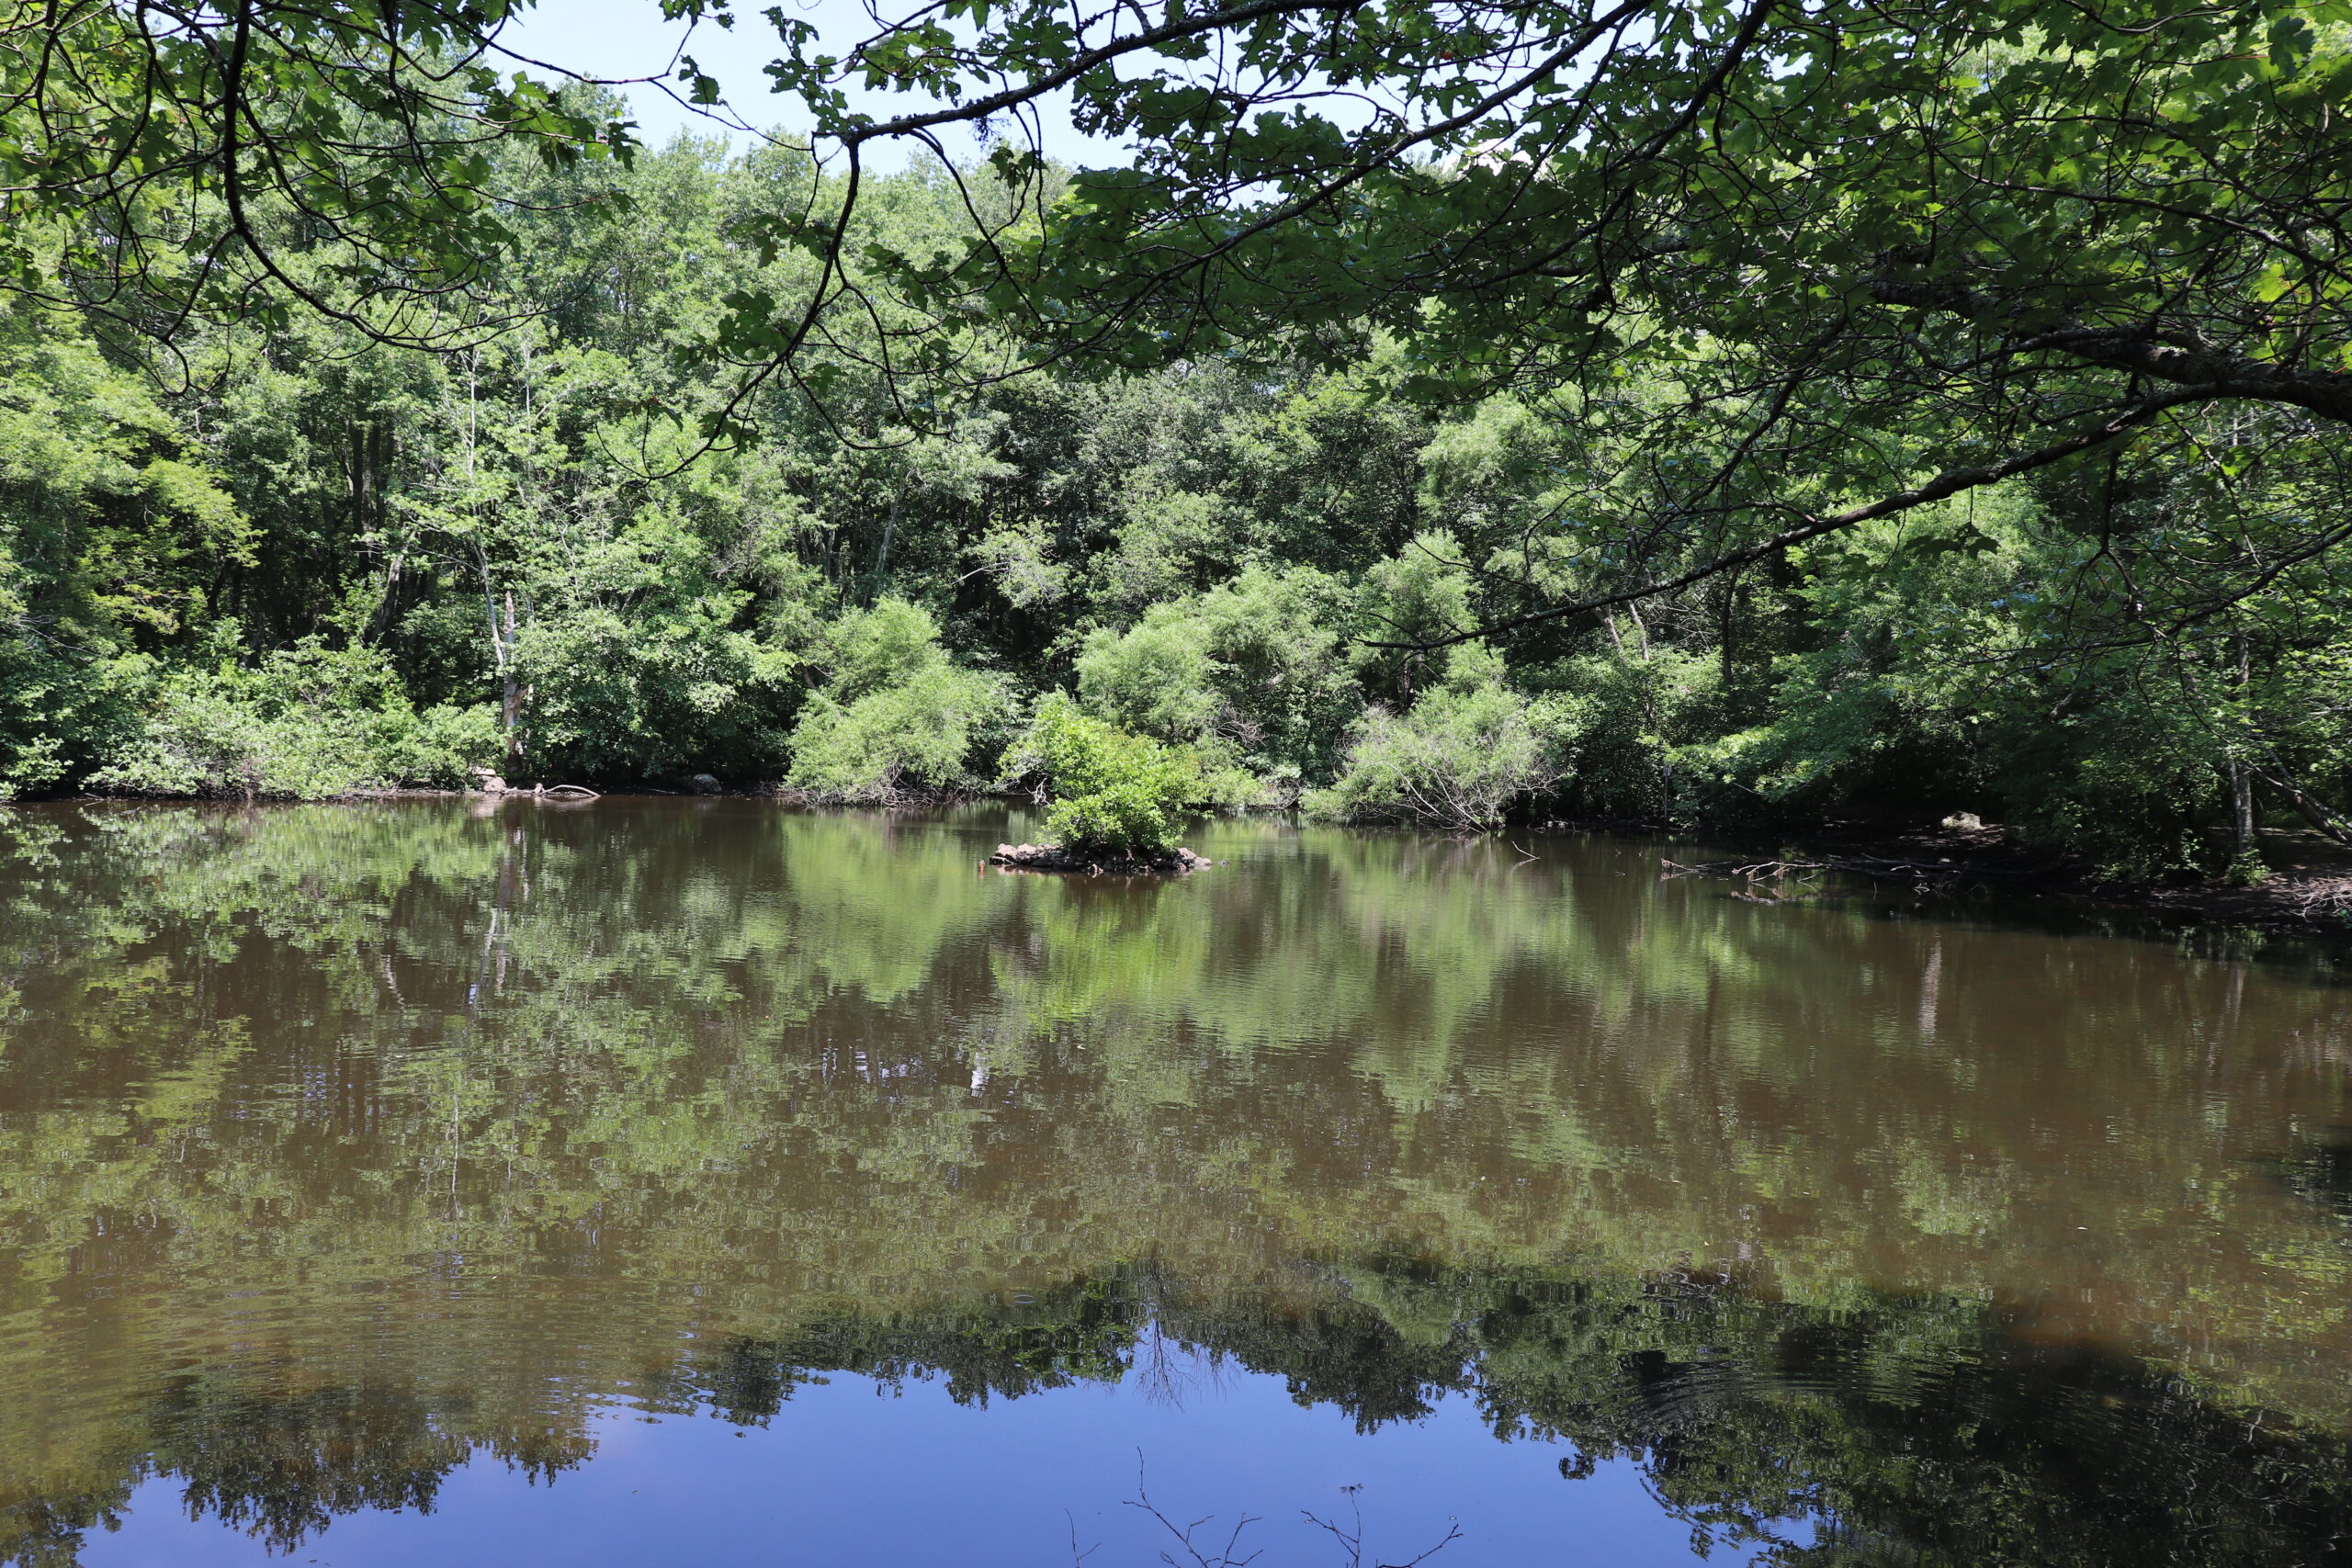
top-left (2, 1), bottom-right (2351, 869)
top-left (1005, 694), bottom-right (1202, 850)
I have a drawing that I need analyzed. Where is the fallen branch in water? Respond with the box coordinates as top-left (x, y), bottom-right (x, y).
top-left (1660, 852), bottom-right (2057, 890)
top-left (1664, 856), bottom-right (1826, 881)
top-left (2294, 880), bottom-right (2352, 922)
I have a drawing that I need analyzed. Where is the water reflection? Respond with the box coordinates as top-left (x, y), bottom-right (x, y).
top-left (2, 799), bottom-right (2350, 1565)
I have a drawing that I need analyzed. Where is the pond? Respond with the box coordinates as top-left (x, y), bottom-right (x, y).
top-left (3, 799), bottom-right (2350, 1567)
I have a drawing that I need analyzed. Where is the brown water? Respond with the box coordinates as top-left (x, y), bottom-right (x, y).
top-left (3, 798), bottom-right (2351, 1566)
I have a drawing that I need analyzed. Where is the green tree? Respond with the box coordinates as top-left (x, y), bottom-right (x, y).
top-left (787, 598), bottom-right (1004, 799)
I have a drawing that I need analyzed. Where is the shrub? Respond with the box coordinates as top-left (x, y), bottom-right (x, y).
top-left (822, 596), bottom-right (954, 702)
top-left (512, 595), bottom-right (798, 783)
top-left (1304, 645), bottom-right (1566, 830)
top-left (1351, 531), bottom-right (1477, 706)
top-left (89, 639), bottom-right (502, 797)
top-left (1982, 695), bottom-right (2234, 880)
top-left (1533, 646), bottom-right (1721, 822)
top-left (785, 598), bottom-right (1008, 802)
top-left (786, 662), bottom-right (1002, 802)
top-left (88, 667), bottom-right (277, 796)
top-left (385, 703), bottom-right (506, 789)
top-left (1002, 694), bottom-right (1200, 852)
top-left (1076, 615), bottom-right (1222, 744)
top-left (0, 649), bottom-right (148, 799)
top-left (1075, 566), bottom-right (1359, 794)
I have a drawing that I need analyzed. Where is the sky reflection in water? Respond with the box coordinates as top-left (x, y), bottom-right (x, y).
top-left (85, 1355), bottom-right (1756, 1568)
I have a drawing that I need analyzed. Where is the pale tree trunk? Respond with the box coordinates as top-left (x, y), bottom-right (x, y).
top-left (478, 551), bottom-right (524, 773)
top-left (2231, 760), bottom-right (2256, 862)
top-left (2229, 637), bottom-right (2257, 863)
top-left (2255, 763), bottom-right (2352, 845)
top-left (501, 591), bottom-right (523, 767)
top-left (871, 499), bottom-right (900, 603)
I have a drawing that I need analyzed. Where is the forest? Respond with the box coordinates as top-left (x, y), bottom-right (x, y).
top-left (4, 0), bottom-right (2352, 875)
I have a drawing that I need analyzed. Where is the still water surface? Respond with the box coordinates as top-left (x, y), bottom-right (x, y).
top-left (4, 799), bottom-right (2352, 1565)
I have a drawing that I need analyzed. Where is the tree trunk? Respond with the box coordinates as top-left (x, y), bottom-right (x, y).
top-left (871, 499), bottom-right (900, 602)
top-left (2255, 767), bottom-right (2352, 846)
top-left (501, 592), bottom-right (523, 767)
top-left (2230, 760), bottom-right (2256, 861)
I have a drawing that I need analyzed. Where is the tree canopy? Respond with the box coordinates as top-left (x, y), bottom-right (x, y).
top-left (0, 1), bottom-right (2350, 870)
top-left (728, 0), bottom-right (2352, 639)
top-left (0, 0), bottom-right (657, 352)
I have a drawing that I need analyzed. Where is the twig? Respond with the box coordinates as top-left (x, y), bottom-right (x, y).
top-left (1660, 856), bottom-right (1827, 882)
top-left (1303, 1485), bottom-right (1461, 1568)
top-left (1126, 1452), bottom-right (1263, 1568)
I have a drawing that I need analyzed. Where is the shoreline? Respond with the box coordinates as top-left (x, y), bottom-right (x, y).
top-left (20, 788), bottom-right (2352, 942)
top-left (1561, 815), bottom-right (2352, 943)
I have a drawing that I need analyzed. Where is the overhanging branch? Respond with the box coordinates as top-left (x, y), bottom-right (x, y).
top-left (1363, 387), bottom-right (2219, 651)
top-left (1869, 281), bottom-right (2352, 425)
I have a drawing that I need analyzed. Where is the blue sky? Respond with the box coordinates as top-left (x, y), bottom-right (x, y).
top-left (498, 0), bottom-right (1130, 167)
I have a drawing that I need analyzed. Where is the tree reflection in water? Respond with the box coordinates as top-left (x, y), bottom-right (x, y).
top-left (3, 799), bottom-right (2350, 1564)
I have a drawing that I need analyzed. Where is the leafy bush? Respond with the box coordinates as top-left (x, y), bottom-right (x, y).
top-left (0, 310), bottom-right (253, 799)
top-left (1070, 615), bottom-right (1261, 808)
top-left (1305, 646), bottom-right (1566, 830)
top-left (787, 663), bottom-right (1003, 802)
top-left (1979, 694), bottom-right (2233, 880)
top-left (1076, 567), bottom-right (1359, 798)
top-left (1534, 647), bottom-right (1722, 822)
top-left (1002, 694), bottom-right (1200, 852)
top-left (786, 598), bottom-right (1007, 802)
top-left (1076, 615), bottom-right (1223, 744)
top-left (510, 513), bottom-right (804, 783)
top-left (0, 648), bottom-right (147, 799)
top-left (821, 595), bottom-right (955, 701)
top-left (89, 639), bottom-right (502, 797)
top-left (1668, 500), bottom-right (2236, 874)
top-left (1351, 531), bottom-right (1478, 706)
top-left (386, 703), bottom-right (507, 789)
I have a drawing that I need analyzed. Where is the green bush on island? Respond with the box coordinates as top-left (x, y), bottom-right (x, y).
top-left (1002, 694), bottom-right (1200, 852)
top-left (1073, 566), bottom-right (1360, 797)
